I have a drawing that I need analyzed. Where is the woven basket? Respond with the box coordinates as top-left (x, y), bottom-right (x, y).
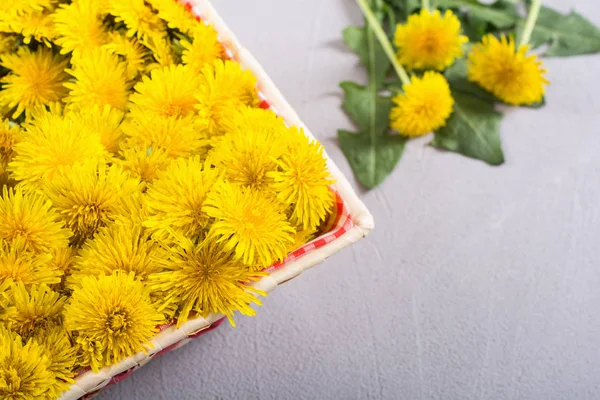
top-left (59, 1), bottom-right (374, 398)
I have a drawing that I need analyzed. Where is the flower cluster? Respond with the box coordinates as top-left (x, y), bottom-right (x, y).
top-left (0, 0), bottom-right (335, 397)
top-left (389, 8), bottom-right (548, 137)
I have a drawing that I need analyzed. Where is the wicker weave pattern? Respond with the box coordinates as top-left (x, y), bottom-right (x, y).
top-left (59, 1), bottom-right (373, 398)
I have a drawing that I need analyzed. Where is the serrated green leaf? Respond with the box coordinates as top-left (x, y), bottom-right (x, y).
top-left (432, 92), bottom-right (504, 165)
top-left (340, 81), bottom-right (392, 133)
top-left (338, 83), bottom-right (406, 189)
top-left (343, 25), bottom-right (390, 87)
top-left (522, 6), bottom-right (600, 57)
top-left (339, 129), bottom-right (407, 189)
top-left (437, 0), bottom-right (518, 29)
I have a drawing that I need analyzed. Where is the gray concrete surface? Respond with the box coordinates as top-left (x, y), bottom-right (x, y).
top-left (99, 1), bottom-right (600, 399)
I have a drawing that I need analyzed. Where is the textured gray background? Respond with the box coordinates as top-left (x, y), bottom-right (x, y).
top-left (99, 1), bottom-right (600, 399)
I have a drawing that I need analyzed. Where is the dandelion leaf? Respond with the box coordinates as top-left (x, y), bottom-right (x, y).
top-left (523, 6), bottom-right (600, 57)
top-left (338, 82), bottom-right (406, 189)
top-left (432, 91), bottom-right (505, 166)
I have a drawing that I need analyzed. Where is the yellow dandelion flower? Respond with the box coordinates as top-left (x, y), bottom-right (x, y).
top-left (34, 325), bottom-right (77, 396)
top-left (8, 111), bottom-right (107, 189)
top-left (0, 187), bottom-right (71, 254)
top-left (1, 282), bottom-right (66, 339)
top-left (142, 32), bottom-right (177, 68)
top-left (103, 32), bottom-right (151, 81)
top-left (122, 111), bottom-right (208, 158)
top-left (0, 47), bottom-right (69, 120)
top-left (68, 224), bottom-right (160, 287)
top-left (211, 107), bottom-right (288, 191)
top-left (67, 105), bottom-right (125, 153)
top-left (195, 60), bottom-right (260, 137)
top-left (149, 236), bottom-right (265, 327)
top-left (0, 326), bottom-right (55, 399)
top-left (203, 180), bottom-right (295, 267)
top-left (8, 8), bottom-right (56, 47)
top-left (65, 48), bottom-right (131, 111)
top-left (390, 71), bottom-right (454, 137)
top-left (53, 0), bottom-right (108, 55)
top-left (0, 118), bottom-right (20, 180)
top-left (468, 34), bottom-right (548, 106)
top-left (181, 24), bottom-right (224, 74)
top-left (0, 239), bottom-right (60, 287)
top-left (64, 272), bottom-right (162, 373)
top-left (144, 156), bottom-right (219, 241)
top-left (147, 0), bottom-right (198, 34)
top-left (109, 0), bottom-right (165, 40)
top-left (43, 160), bottom-right (143, 245)
top-left (118, 146), bottom-right (173, 183)
top-left (269, 127), bottom-right (335, 231)
top-left (394, 9), bottom-right (468, 71)
top-left (130, 64), bottom-right (202, 119)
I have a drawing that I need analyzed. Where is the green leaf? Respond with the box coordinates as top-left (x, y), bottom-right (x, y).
top-left (343, 25), bottom-right (390, 86)
top-left (338, 82), bottom-right (406, 189)
top-left (436, 0), bottom-right (518, 29)
top-left (387, 0), bottom-right (420, 22)
top-left (523, 6), bottom-right (600, 57)
top-left (432, 92), bottom-right (504, 165)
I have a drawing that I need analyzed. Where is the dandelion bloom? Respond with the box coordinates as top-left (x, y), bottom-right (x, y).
top-left (8, 9), bottom-right (57, 47)
top-left (147, 0), bottom-right (199, 34)
top-left (181, 24), bottom-right (224, 74)
top-left (9, 111), bottom-right (107, 189)
top-left (203, 180), bottom-right (294, 267)
top-left (65, 48), bottom-right (131, 111)
top-left (1, 282), bottom-right (66, 338)
top-left (0, 326), bottom-right (56, 399)
top-left (0, 240), bottom-right (61, 287)
top-left (0, 47), bottom-right (69, 119)
top-left (390, 71), bottom-right (454, 137)
top-left (43, 160), bottom-right (143, 245)
top-left (149, 236), bottom-right (265, 326)
top-left (68, 224), bottom-right (160, 287)
top-left (468, 34), bottom-right (548, 106)
top-left (0, 187), bottom-right (71, 254)
top-left (64, 272), bottom-right (162, 372)
top-left (195, 60), bottom-right (260, 137)
top-left (53, 0), bottom-right (108, 55)
top-left (122, 111), bottom-right (208, 158)
top-left (109, 0), bottom-right (165, 40)
top-left (144, 156), bottom-right (220, 241)
top-left (394, 9), bottom-right (468, 71)
top-left (211, 107), bottom-right (288, 191)
top-left (129, 64), bottom-right (202, 119)
top-left (269, 127), bottom-right (335, 231)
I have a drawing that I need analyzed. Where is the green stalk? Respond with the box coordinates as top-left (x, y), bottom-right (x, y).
top-left (355, 0), bottom-right (411, 86)
top-left (422, 0), bottom-right (431, 11)
top-left (519, 0), bottom-right (542, 47)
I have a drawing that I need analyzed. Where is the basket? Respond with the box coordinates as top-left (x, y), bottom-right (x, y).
top-left (58, 1), bottom-right (374, 398)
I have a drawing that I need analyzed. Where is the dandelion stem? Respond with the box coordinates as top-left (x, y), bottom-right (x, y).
top-left (355, 0), bottom-right (411, 86)
top-left (422, 0), bottom-right (431, 11)
top-left (519, 0), bottom-right (542, 47)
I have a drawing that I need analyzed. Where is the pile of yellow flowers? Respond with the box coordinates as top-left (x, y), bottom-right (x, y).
top-left (0, 0), bottom-right (335, 397)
